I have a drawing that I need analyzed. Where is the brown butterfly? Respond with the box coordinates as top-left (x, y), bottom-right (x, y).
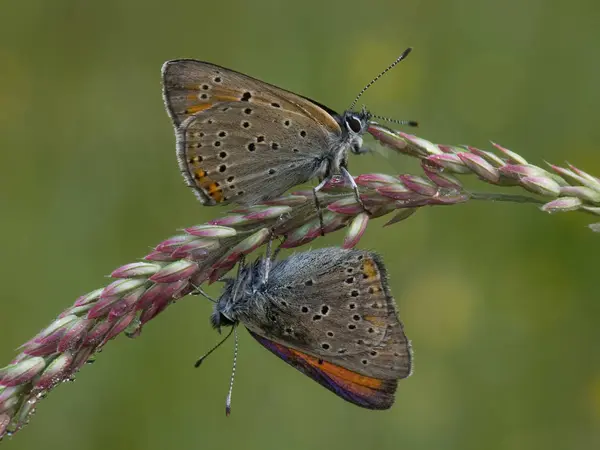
top-left (161, 49), bottom-right (416, 210)
top-left (197, 247), bottom-right (412, 413)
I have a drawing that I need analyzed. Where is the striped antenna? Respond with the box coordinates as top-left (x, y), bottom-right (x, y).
top-left (225, 327), bottom-right (239, 416)
top-left (348, 47), bottom-right (413, 111)
top-left (371, 115), bottom-right (418, 127)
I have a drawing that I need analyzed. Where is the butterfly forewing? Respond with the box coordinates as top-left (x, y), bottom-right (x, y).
top-left (178, 102), bottom-right (333, 206)
top-left (240, 248), bottom-right (412, 381)
top-left (162, 59), bottom-right (341, 131)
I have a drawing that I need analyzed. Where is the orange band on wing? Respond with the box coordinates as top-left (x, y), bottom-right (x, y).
top-left (362, 257), bottom-right (380, 280)
top-left (290, 348), bottom-right (383, 390)
top-left (363, 315), bottom-right (387, 327)
top-left (206, 182), bottom-right (224, 202)
top-left (184, 92), bottom-right (251, 115)
top-left (193, 169), bottom-right (225, 202)
top-left (213, 95), bottom-right (243, 103)
top-left (185, 104), bottom-right (214, 114)
top-left (248, 330), bottom-right (396, 409)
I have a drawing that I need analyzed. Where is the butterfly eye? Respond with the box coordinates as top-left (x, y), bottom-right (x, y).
top-left (346, 115), bottom-right (363, 134)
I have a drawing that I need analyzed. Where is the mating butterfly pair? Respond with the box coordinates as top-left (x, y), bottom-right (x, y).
top-left (161, 54), bottom-right (415, 410)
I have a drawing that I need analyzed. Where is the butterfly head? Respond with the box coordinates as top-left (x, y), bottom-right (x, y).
top-left (210, 277), bottom-right (240, 332)
top-left (210, 308), bottom-right (236, 332)
top-left (210, 259), bottom-right (265, 332)
top-left (342, 107), bottom-right (372, 155)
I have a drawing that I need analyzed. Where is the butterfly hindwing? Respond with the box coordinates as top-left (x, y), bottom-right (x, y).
top-left (177, 101), bottom-right (333, 206)
top-left (249, 330), bottom-right (398, 409)
top-left (239, 248), bottom-right (412, 382)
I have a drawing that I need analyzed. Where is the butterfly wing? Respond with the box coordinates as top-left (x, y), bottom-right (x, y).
top-left (249, 330), bottom-right (398, 409)
top-left (162, 60), bottom-right (342, 129)
top-left (177, 102), bottom-right (333, 206)
top-left (162, 60), bottom-right (344, 206)
top-left (240, 248), bottom-right (411, 406)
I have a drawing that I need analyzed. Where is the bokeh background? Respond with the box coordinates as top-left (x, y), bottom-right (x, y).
top-left (1, 1), bottom-right (599, 449)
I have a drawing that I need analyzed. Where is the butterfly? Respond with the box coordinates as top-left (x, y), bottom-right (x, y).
top-left (200, 247), bottom-right (412, 412)
top-left (161, 49), bottom-right (416, 212)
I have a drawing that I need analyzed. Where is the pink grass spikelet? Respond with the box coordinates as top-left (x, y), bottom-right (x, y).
top-left (184, 225), bottom-right (237, 238)
top-left (457, 152), bottom-right (501, 183)
top-left (0, 358), bottom-right (46, 388)
top-left (327, 197), bottom-right (364, 215)
top-left (34, 353), bottom-right (74, 391)
top-left (149, 260), bottom-right (199, 283)
top-left (397, 175), bottom-right (439, 197)
top-left (520, 176), bottom-right (562, 197)
top-left (541, 197), bottom-right (583, 213)
top-left (110, 262), bottom-right (161, 279)
top-left (343, 213), bottom-right (370, 249)
top-left (243, 206), bottom-right (293, 221)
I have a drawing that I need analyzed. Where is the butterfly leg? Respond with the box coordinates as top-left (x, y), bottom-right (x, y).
top-left (313, 177), bottom-right (330, 236)
top-left (258, 232), bottom-right (284, 289)
top-left (260, 236), bottom-right (274, 287)
top-left (231, 255), bottom-right (246, 302)
top-left (272, 238), bottom-right (283, 261)
top-left (340, 167), bottom-right (371, 216)
top-left (190, 283), bottom-right (217, 303)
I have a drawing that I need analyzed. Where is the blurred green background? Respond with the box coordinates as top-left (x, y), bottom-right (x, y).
top-left (1, 0), bottom-right (599, 449)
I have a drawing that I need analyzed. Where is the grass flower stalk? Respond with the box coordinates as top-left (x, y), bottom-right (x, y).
top-left (2, 126), bottom-right (598, 439)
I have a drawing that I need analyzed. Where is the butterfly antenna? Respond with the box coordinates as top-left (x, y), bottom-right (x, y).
top-left (348, 47), bottom-right (413, 111)
top-left (194, 326), bottom-right (235, 368)
top-left (225, 327), bottom-right (239, 417)
top-left (371, 115), bottom-right (419, 127)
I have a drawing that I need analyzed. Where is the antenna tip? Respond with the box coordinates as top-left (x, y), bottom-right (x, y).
top-left (194, 358), bottom-right (204, 368)
top-left (225, 405), bottom-right (231, 416)
top-left (400, 47), bottom-right (413, 59)
top-left (408, 120), bottom-right (419, 127)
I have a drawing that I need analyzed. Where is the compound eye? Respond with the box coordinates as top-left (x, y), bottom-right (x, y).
top-left (346, 115), bottom-right (362, 133)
